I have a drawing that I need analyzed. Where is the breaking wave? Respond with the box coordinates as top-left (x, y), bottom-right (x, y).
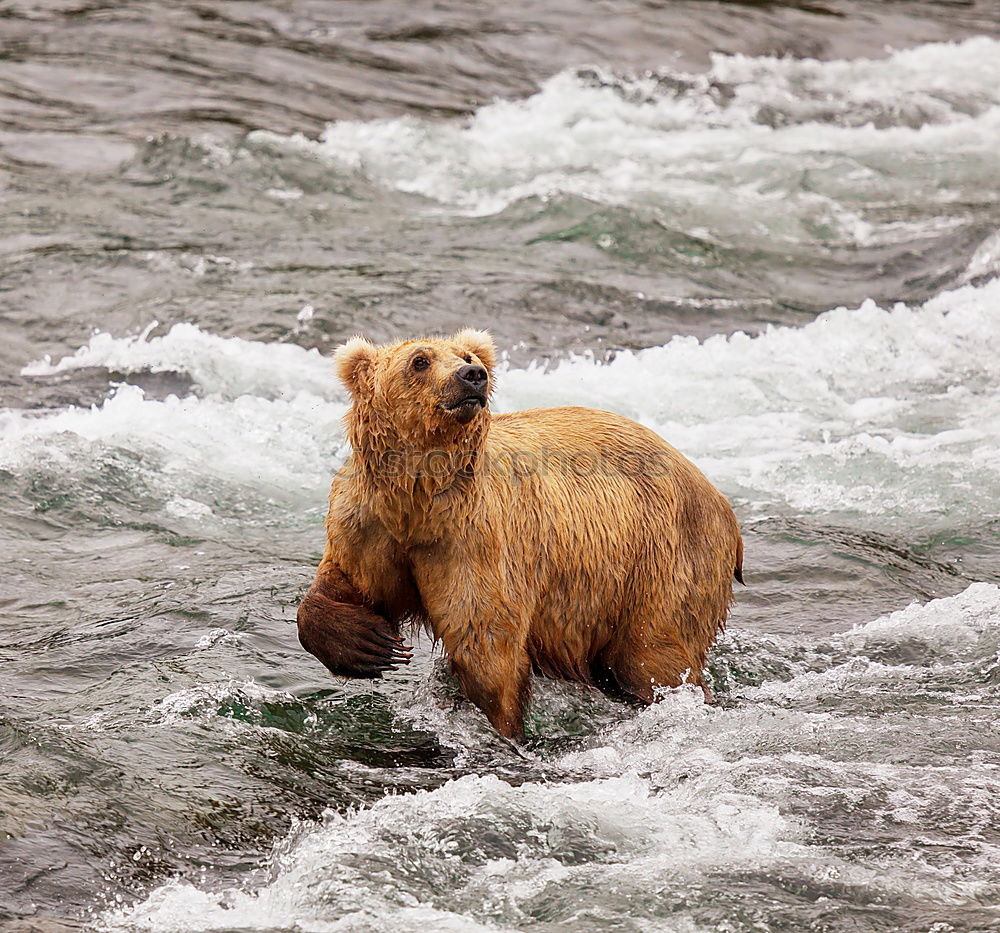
top-left (102, 583), bottom-right (1000, 931)
top-left (10, 277), bottom-right (1000, 528)
top-left (253, 37), bottom-right (1000, 236)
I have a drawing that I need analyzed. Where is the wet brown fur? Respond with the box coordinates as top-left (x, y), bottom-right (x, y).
top-left (297, 330), bottom-right (743, 739)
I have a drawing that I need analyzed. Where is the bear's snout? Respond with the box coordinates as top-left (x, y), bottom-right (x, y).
top-left (443, 364), bottom-right (488, 424)
top-left (455, 364), bottom-right (488, 393)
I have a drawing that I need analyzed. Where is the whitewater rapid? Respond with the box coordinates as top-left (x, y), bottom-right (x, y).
top-left (5, 275), bottom-right (998, 932)
top-left (254, 37), bottom-right (1000, 246)
top-left (3, 32), bottom-right (999, 933)
top-left (12, 277), bottom-right (1000, 530)
top-left (98, 581), bottom-right (1000, 932)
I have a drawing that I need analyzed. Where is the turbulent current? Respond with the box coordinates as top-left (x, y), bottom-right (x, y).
top-left (2, 3), bottom-right (1000, 932)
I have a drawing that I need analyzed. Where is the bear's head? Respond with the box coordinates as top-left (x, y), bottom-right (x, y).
top-left (334, 329), bottom-right (496, 452)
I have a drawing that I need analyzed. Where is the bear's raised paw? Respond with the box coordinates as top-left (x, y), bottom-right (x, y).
top-left (296, 582), bottom-right (411, 679)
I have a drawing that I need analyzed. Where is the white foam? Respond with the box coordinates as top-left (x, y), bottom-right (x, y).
top-left (253, 38), bottom-right (1000, 227)
top-left (730, 583), bottom-right (1000, 706)
top-left (0, 383), bottom-right (347, 509)
top-left (498, 277), bottom-right (1000, 521)
top-left (107, 637), bottom-right (1000, 931)
top-left (962, 228), bottom-right (1000, 283)
top-left (165, 496), bottom-right (215, 520)
top-left (76, 678), bottom-right (304, 734)
top-left (842, 582), bottom-right (1000, 652)
top-left (194, 628), bottom-right (241, 649)
top-left (104, 752), bottom-right (807, 931)
top-left (749, 657), bottom-right (921, 702)
top-left (22, 322), bottom-right (337, 401)
top-left (152, 679), bottom-right (298, 726)
top-left (6, 277), bottom-right (1000, 524)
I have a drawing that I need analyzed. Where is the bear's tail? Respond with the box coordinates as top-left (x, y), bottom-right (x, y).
top-left (734, 536), bottom-right (745, 586)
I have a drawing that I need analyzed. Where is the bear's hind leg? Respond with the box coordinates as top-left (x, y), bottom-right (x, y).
top-left (597, 628), bottom-right (704, 705)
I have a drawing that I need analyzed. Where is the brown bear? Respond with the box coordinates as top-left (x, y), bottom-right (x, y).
top-left (297, 329), bottom-right (743, 739)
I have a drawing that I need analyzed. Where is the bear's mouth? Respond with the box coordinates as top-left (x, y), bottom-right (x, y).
top-left (443, 395), bottom-right (486, 424)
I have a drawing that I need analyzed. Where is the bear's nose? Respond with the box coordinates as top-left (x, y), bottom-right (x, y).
top-left (455, 364), bottom-right (488, 390)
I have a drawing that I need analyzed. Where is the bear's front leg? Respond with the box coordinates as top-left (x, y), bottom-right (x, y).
top-left (445, 624), bottom-right (531, 740)
top-left (297, 569), bottom-right (411, 679)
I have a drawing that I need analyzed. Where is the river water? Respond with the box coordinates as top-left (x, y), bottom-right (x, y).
top-left (2, 3), bottom-right (1000, 931)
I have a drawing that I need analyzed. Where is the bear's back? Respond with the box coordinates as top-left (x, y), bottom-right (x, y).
top-left (487, 406), bottom-right (715, 503)
top-left (479, 406), bottom-right (739, 668)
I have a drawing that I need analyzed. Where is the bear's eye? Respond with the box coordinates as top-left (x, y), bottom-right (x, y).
top-left (463, 354), bottom-right (472, 364)
top-left (412, 356), bottom-right (430, 372)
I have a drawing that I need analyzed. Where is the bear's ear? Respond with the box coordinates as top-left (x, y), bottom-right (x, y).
top-left (455, 328), bottom-right (496, 372)
top-left (334, 336), bottom-right (377, 395)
